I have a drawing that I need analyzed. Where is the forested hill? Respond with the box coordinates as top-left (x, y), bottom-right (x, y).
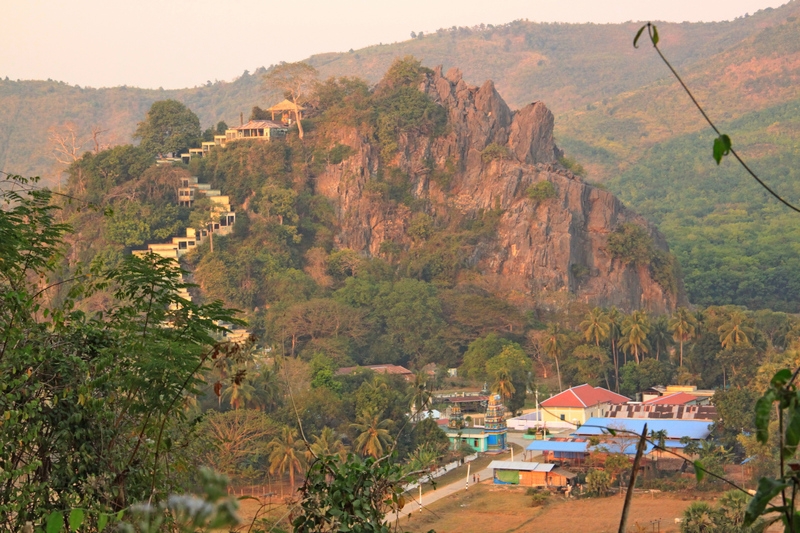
top-left (2, 2), bottom-right (797, 183)
top-left (3, 1), bottom-right (800, 311)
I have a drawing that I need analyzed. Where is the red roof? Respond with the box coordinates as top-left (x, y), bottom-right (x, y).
top-left (643, 392), bottom-right (698, 406)
top-left (541, 384), bottom-right (630, 408)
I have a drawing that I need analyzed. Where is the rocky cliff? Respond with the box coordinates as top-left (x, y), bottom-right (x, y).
top-left (315, 67), bottom-right (687, 314)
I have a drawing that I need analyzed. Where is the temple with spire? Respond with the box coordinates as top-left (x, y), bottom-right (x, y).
top-left (442, 394), bottom-right (508, 453)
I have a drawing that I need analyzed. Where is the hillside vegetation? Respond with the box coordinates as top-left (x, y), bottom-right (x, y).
top-left (3, 2), bottom-right (800, 310)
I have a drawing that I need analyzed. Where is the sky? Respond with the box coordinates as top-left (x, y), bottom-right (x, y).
top-left (1, 0), bottom-right (789, 90)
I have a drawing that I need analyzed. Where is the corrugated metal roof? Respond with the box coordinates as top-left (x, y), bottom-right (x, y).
top-left (231, 120), bottom-right (287, 130)
top-left (575, 417), bottom-right (712, 440)
top-left (526, 439), bottom-right (655, 456)
top-left (488, 461), bottom-right (554, 472)
top-left (526, 441), bottom-right (588, 453)
top-left (605, 404), bottom-right (717, 421)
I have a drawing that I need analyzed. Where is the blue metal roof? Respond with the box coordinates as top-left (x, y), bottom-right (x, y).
top-left (527, 441), bottom-right (588, 453)
top-left (526, 439), bottom-right (654, 456)
top-left (488, 461), bottom-right (554, 472)
top-left (574, 417), bottom-right (712, 440)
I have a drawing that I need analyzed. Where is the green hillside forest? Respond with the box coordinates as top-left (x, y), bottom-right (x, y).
top-left (2, 4), bottom-right (800, 310)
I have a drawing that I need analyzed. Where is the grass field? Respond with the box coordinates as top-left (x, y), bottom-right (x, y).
top-left (401, 483), bottom-right (714, 533)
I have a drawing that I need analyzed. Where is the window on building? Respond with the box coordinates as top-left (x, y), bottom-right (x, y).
top-left (560, 414), bottom-right (565, 421)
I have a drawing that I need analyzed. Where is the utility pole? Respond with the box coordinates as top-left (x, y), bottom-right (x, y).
top-left (465, 462), bottom-right (471, 491)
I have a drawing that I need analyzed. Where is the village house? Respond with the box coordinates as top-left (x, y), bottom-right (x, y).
top-left (488, 461), bottom-right (576, 488)
top-left (539, 384), bottom-right (630, 426)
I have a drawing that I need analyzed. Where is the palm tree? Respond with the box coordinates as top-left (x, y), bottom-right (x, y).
top-left (607, 307), bottom-right (623, 391)
top-left (492, 371), bottom-right (516, 405)
top-left (351, 408), bottom-right (394, 458)
top-left (409, 370), bottom-right (432, 422)
top-left (649, 429), bottom-right (668, 472)
top-left (621, 311), bottom-right (650, 364)
top-left (648, 316), bottom-right (672, 361)
top-left (544, 324), bottom-right (566, 391)
top-left (581, 307), bottom-right (610, 347)
top-left (669, 307), bottom-right (697, 367)
top-left (222, 380), bottom-right (255, 410)
top-left (267, 427), bottom-right (305, 496)
top-left (718, 310), bottom-right (753, 350)
top-left (407, 444), bottom-right (441, 475)
top-left (309, 426), bottom-right (346, 461)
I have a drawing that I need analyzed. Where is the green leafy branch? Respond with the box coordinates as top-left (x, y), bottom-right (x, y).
top-left (634, 22), bottom-right (800, 214)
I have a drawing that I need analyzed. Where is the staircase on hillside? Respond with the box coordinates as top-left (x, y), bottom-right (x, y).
top-left (131, 176), bottom-right (249, 343)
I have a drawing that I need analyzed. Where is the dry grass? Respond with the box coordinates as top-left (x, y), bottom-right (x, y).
top-left (402, 483), bottom-right (715, 533)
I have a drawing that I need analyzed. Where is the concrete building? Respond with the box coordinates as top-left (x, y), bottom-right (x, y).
top-left (539, 384), bottom-right (630, 426)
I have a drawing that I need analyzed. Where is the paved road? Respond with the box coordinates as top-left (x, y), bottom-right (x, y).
top-left (388, 465), bottom-right (494, 524)
top-left (388, 438), bottom-right (545, 524)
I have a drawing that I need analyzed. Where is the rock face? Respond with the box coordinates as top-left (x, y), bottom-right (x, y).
top-left (315, 67), bottom-right (687, 313)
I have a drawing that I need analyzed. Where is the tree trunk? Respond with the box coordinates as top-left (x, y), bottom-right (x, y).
top-left (634, 346), bottom-right (640, 365)
top-left (293, 98), bottom-right (304, 140)
top-left (209, 229), bottom-right (214, 254)
top-left (679, 340), bottom-right (684, 367)
top-left (555, 355), bottom-right (562, 392)
top-left (612, 339), bottom-right (620, 392)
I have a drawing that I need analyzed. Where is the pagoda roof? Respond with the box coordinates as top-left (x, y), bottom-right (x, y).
top-left (267, 99), bottom-right (305, 112)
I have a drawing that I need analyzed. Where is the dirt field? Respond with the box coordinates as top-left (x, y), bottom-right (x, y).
top-left (398, 484), bottom-right (715, 533)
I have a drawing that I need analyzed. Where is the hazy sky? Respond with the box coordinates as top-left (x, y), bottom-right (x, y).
top-left (1, 0), bottom-right (788, 89)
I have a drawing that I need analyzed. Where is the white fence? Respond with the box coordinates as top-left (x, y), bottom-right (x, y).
top-left (404, 453), bottom-right (479, 492)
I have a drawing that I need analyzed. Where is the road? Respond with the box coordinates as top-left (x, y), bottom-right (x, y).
top-left (388, 464), bottom-right (494, 524)
top-left (388, 435), bottom-right (546, 524)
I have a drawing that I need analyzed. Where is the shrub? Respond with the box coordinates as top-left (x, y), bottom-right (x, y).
top-left (570, 263), bottom-right (590, 280)
top-left (558, 155), bottom-right (586, 177)
top-left (408, 212), bottom-right (434, 241)
top-left (527, 489), bottom-right (551, 507)
top-left (481, 143), bottom-right (512, 162)
top-left (328, 143), bottom-right (354, 164)
top-left (586, 469), bottom-right (611, 496)
top-left (526, 181), bottom-right (557, 202)
top-left (430, 157), bottom-right (456, 188)
top-left (606, 223), bottom-right (652, 265)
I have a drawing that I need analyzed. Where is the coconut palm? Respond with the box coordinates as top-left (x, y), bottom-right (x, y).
top-left (718, 310), bottom-right (753, 350)
top-left (267, 427), bottom-right (306, 496)
top-left (607, 307), bottom-right (623, 391)
top-left (621, 311), bottom-right (650, 364)
top-left (409, 370), bottom-right (432, 422)
top-left (669, 307), bottom-right (697, 367)
top-left (308, 426), bottom-right (346, 461)
top-left (580, 307), bottom-right (610, 347)
top-left (544, 324), bottom-right (566, 391)
top-left (407, 444), bottom-right (441, 475)
top-left (351, 408), bottom-right (394, 458)
top-left (649, 429), bottom-right (668, 472)
top-left (222, 380), bottom-right (255, 410)
top-left (648, 316), bottom-right (672, 361)
top-left (492, 371), bottom-right (516, 405)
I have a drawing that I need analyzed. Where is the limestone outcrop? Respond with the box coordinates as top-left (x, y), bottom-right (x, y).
top-left (314, 67), bottom-right (687, 313)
